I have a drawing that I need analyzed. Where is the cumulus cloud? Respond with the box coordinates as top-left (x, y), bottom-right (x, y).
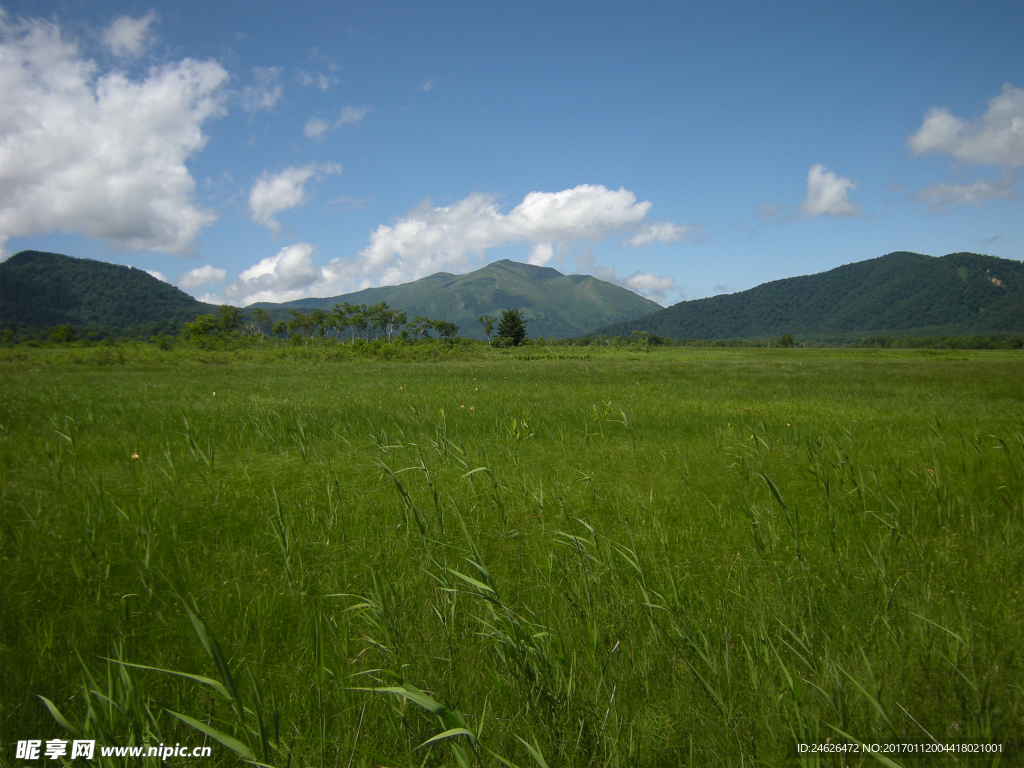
top-left (222, 242), bottom-right (323, 304)
top-left (248, 163), bottom-right (341, 232)
top-left (242, 67), bottom-right (282, 113)
top-left (0, 13), bottom-right (228, 256)
top-left (177, 264), bottom-right (227, 289)
top-left (146, 269), bottom-right (170, 283)
top-left (354, 185), bottom-right (652, 285)
top-left (619, 272), bottom-right (675, 304)
top-left (800, 164), bottom-right (861, 218)
top-left (624, 221), bottom-right (692, 247)
top-left (216, 184), bottom-right (686, 305)
top-left (570, 253), bottom-right (675, 305)
top-left (914, 174), bottom-right (1018, 210)
top-left (908, 84), bottom-right (1024, 167)
top-left (528, 242), bottom-right (555, 266)
top-left (101, 10), bottom-right (156, 58)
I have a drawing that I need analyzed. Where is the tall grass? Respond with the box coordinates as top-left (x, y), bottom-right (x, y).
top-left (0, 348), bottom-right (1021, 766)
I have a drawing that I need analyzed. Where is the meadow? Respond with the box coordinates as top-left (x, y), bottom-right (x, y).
top-left (1, 345), bottom-right (1021, 767)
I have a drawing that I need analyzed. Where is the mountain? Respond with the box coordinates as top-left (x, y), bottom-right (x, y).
top-left (7, 249), bottom-right (1016, 343)
top-left (0, 250), bottom-right (216, 332)
top-left (593, 252), bottom-right (1023, 341)
top-left (252, 259), bottom-right (663, 339)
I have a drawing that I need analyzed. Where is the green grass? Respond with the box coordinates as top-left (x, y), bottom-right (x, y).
top-left (1, 346), bottom-right (1021, 767)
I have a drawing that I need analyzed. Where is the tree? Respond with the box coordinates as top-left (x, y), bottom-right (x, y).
top-left (434, 320), bottom-right (459, 341)
top-left (49, 324), bottom-right (76, 343)
top-left (184, 314), bottom-right (218, 338)
top-left (288, 310), bottom-right (316, 338)
top-left (218, 305), bottom-right (243, 334)
top-left (777, 333), bottom-right (795, 348)
top-left (310, 309), bottom-right (330, 338)
top-left (368, 302), bottom-right (390, 339)
top-left (331, 303), bottom-right (350, 342)
top-left (248, 308), bottom-right (272, 337)
top-left (497, 308), bottom-right (528, 346)
top-left (386, 309), bottom-right (407, 341)
top-left (477, 314), bottom-right (496, 345)
top-left (410, 316), bottom-right (433, 340)
top-left (271, 320), bottom-right (287, 337)
top-left (349, 307), bottom-right (368, 341)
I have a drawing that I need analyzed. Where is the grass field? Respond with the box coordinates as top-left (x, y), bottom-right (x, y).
top-left (1, 346), bottom-right (1021, 767)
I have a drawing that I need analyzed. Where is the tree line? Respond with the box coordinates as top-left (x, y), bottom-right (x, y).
top-left (180, 303), bottom-right (531, 346)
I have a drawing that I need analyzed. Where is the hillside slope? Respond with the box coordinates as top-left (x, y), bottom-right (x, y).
top-left (253, 259), bottom-right (663, 339)
top-left (0, 251), bottom-right (216, 331)
top-left (594, 252), bottom-right (1023, 340)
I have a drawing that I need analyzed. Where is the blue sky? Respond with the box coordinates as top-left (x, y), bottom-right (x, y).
top-left (1, 1), bottom-right (1021, 307)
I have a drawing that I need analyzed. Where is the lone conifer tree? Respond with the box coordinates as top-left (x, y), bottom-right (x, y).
top-left (497, 308), bottom-right (528, 346)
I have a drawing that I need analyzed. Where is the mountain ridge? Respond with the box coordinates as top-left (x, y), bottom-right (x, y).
top-left (593, 251), bottom-right (1023, 340)
top-left (3, 249), bottom-right (1020, 341)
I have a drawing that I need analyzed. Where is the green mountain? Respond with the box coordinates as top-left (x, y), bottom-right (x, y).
top-left (0, 250), bottom-right (216, 332)
top-left (8, 249), bottom-right (1016, 343)
top-left (252, 259), bottom-right (663, 339)
top-left (594, 251), bottom-right (1023, 341)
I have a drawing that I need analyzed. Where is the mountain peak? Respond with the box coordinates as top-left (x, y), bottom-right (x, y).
top-left (255, 258), bottom-right (660, 339)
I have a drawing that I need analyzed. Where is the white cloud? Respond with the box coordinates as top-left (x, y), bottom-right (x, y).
top-left (800, 164), bottom-right (861, 218)
top-left (177, 264), bottom-right (227, 289)
top-left (908, 84), bottom-right (1024, 167)
top-left (222, 242), bottom-right (323, 304)
top-left (0, 13), bottom-right (228, 256)
top-left (242, 67), bottom-right (282, 113)
top-left (146, 269), bottom-right (170, 283)
top-left (528, 242), bottom-right (555, 266)
top-left (355, 185), bottom-right (652, 284)
top-left (298, 70), bottom-right (337, 91)
top-left (304, 106), bottom-right (369, 141)
top-left (914, 174), bottom-right (1018, 210)
top-left (620, 272), bottom-right (675, 304)
top-left (248, 163), bottom-right (341, 232)
top-left (215, 185), bottom-right (688, 305)
top-left (304, 117), bottom-right (330, 140)
top-left (756, 202), bottom-right (784, 220)
top-left (101, 11), bottom-right (156, 58)
top-left (421, 78), bottom-right (434, 92)
top-left (625, 221), bottom-right (692, 247)
top-left (578, 256), bottom-right (675, 305)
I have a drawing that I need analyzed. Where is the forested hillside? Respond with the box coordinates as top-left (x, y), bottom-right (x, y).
top-left (595, 252), bottom-right (1023, 340)
top-left (0, 251), bottom-right (216, 333)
